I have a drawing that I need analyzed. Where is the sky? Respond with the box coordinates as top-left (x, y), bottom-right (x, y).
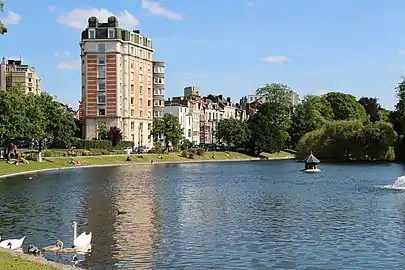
top-left (1, 0), bottom-right (405, 110)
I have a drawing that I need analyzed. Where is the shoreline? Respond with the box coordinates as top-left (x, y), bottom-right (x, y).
top-left (0, 248), bottom-right (76, 269)
top-left (0, 157), bottom-right (268, 179)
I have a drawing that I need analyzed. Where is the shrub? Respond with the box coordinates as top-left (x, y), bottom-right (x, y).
top-left (181, 150), bottom-right (195, 159)
top-left (74, 139), bottom-right (133, 150)
top-left (196, 148), bottom-right (205, 156)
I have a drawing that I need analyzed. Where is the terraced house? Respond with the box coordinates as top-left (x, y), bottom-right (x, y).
top-left (80, 16), bottom-right (165, 148)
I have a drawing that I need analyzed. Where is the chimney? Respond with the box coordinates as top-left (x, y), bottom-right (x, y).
top-left (218, 94), bottom-right (223, 100)
top-left (227, 97), bottom-right (231, 103)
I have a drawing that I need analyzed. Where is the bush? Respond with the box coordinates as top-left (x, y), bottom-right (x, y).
top-left (74, 139), bottom-right (133, 150)
top-left (196, 148), bottom-right (205, 156)
top-left (181, 149), bottom-right (195, 159)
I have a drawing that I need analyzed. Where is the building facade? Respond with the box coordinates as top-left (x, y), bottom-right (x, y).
top-left (164, 102), bottom-right (192, 142)
top-left (80, 16), bottom-right (165, 148)
top-left (0, 57), bottom-right (41, 94)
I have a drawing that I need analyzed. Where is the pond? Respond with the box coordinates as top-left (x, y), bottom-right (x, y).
top-left (1, 160), bottom-right (405, 269)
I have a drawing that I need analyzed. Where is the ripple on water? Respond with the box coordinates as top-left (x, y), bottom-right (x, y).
top-left (1, 161), bottom-right (405, 269)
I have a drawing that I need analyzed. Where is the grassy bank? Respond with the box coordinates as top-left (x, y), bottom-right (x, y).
top-left (260, 151), bottom-right (296, 160)
top-left (0, 151), bottom-right (296, 178)
top-left (0, 249), bottom-right (70, 270)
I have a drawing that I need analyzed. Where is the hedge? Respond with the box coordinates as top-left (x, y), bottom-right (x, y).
top-left (74, 140), bottom-right (134, 150)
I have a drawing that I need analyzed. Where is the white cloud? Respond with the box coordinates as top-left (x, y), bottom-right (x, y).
top-left (1, 11), bottom-right (21, 25)
top-left (262, 56), bottom-right (289, 63)
top-left (57, 8), bottom-right (139, 30)
top-left (55, 51), bottom-right (71, 57)
top-left (57, 60), bottom-right (80, 70)
top-left (141, 0), bottom-right (183, 20)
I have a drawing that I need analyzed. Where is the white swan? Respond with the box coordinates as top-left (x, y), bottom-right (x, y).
top-left (0, 236), bottom-right (25, 250)
top-left (72, 221), bottom-right (92, 247)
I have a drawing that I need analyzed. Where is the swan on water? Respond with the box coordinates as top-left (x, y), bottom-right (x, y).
top-left (72, 221), bottom-right (92, 248)
top-left (0, 236), bottom-right (25, 250)
top-left (56, 240), bottom-right (76, 253)
top-left (27, 245), bottom-right (41, 256)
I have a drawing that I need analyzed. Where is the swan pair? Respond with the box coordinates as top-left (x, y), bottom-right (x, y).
top-left (0, 236), bottom-right (25, 250)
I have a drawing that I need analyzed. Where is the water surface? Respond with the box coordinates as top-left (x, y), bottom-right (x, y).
top-left (1, 160), bottom-right (405, 269)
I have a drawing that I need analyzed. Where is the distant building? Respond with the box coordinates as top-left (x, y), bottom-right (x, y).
top-left (164, 102), bottom-right (193, 142)
top-left (0, 57), bottom-right (41, 94)
top-left (184, 86), bottom-right (199, 97)
top-left (80, 16), bottom-right (165, 148)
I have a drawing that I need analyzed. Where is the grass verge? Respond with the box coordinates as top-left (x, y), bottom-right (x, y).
top-left (0, 250), bottom-right (58, 270)
top-left (0, 151), bottom-right (258, 177)
top-left (260, 151), bottom-right (296, 160)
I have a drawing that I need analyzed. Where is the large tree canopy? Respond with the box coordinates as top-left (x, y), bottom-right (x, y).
top-left (0, 1), bottom-right (7, 35)
top-left (216, 118), bottom-right (249, 147)
top-left (151, 113), bottom-right (183, 149)
top-left (324, 92), bottom-right (367, 121)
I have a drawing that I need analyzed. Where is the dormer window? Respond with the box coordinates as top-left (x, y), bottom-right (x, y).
top-left (88, 29), bottom-right (96, 39)
top-left (108, 28), bottom-right (115, 39)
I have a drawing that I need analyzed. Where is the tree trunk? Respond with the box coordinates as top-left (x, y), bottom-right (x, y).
top-left (37, 140), bottom-right (43, 162)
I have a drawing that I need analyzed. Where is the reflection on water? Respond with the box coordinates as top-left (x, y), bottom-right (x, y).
top-left (1, 161), bottom-right (405, 269)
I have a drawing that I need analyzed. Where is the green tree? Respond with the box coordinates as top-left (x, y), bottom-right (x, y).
top-left (364, 121), bottom-right (397, 160)
top-left (391, 76), bottom-right (405, 135)
top-left (151, 114), bottom-right (183, 150)
top-left (246, 100), bottom-right (291, 155)
top-left (0, 1), bottom-right (7, 35)
top-left (358, 97), bottom-right (381, 122)
top-left (216, 118), bottom-right (250, 147)
top-left (0, 88), bottom-right (28, 159)
top-left (289, 95), bottom-right (330, 147)
top-left (107, 126), bottom-right (122, 146)
top-left (324, 92), bottom-right (367, 121)
top-left (98, 122), bottom-right (109, 140)
top-left (256, 83), bottom-right (293, 105)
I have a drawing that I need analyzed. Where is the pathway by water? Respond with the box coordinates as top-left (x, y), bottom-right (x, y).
top-left (1, 160), bottom-right (405, 269)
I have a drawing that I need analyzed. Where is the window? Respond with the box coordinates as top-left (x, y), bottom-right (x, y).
top-left (98, 79), bottom-right (106, 91)
top-left (140, 111), bottom-right (143, 117)
top-left (97, 44), bottom-right (106, 52)
top-left (98, 93), bottom-right (106, 104)
top-left (130, 46), bottom-right (134, 55)
top-left (188, 117), bottom-right (191, 125)
top-left (139, 74), bottom-right (143, 82)
top-left (147, 40), bottom-right (151, 47)
top-left (130, 60), bottom-right (134, 69)
top-left (140, 49), bottom-right (143, 58)
top-left (98, 108), bottom-right (105, 116)
top-left (130, 84), bottom-right (134, 93)
top-left (158, 88), bottom-right (164, 95)
top-left (148, 100), bottom-right (151, 107)
top-left (148, 123), bottom-right (151, 130)
top-left (188, 129), bottom-right (191, 138)
top-left (139, 63), bottom-right (142, 71)
top-left (130, 97), bottom-right (134, 105)
top-left (131, 109), bottom-right (134, 117)
top-left (148, 111), bottom-right (151, 118)
top-left (140, 85), bottom-right (143, 94)
top-left (148, 87), bottom-right (151, 96)
top-left (148, 52), bottom-right (151, 60)
top-left (88, 29), bottom-right (96, 39)
top-left (154, 77), bottom-right (163, 84)
top-left (28, 87), bottom-right (32, 92)
top-left (148, 65), bottom-right (151, 72)
top-left (28, 78), bottom-right (32, 82)
top-left (130, 72), bottom-right (134, 81)
top-left (131, 122), bottom-right (134, 130)
top-left (108, 29), bottom-right (115, 39)
top-left (98, 66), bottom-right (105, 78)
top-left (140, 98), bottom-right (143, 106)
top-left (147, 76), bottom-right (151, 85)
top-left (98, 55), bottom-right (105, 65)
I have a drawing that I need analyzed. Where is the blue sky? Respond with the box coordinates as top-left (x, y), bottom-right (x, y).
top-left (1, 0), bottom-right (405, 110)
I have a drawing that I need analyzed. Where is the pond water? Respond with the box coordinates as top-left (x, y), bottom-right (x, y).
top-left (1, 160), bottom-right (405, 269)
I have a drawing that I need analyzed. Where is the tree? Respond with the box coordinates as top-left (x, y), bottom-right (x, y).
top-left (324, 92), bottom-right (367, 121)
top-left (216, 118), bottom-right (250, 147)
top-left (392, 76), bottom-right (405, 135)
top-left (0, 1), bottom-right (7, 35)
top-left (256, 83), bottom-right (293, 105)
top-left (98, 122), bottom-right (109, 140)
top-left (151, 114), bottom-right (183, 150)
top-left (358, 97), bottom-right (380, 122)
top-left (107, 126), bottom-right (122, 146)
top-left (289, 96), bottom-right (329, 147)
top-left (246, 100), bottom-right (291, 154)
top-left (0, 88), bottom-right (28, 159)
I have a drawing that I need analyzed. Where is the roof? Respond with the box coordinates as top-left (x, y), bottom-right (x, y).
top-left (303, 152), bottom-right (320, 163)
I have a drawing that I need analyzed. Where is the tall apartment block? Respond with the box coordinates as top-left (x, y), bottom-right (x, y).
top-left (0, 57), bottom-right (41, 94)
top-left (80, 16), bottom-right (165, 148)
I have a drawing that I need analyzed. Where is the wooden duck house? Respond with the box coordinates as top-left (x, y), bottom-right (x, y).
top-left (303, 152), bottom-right (321, 173)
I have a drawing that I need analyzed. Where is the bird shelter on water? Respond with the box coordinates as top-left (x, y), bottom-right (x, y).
top-left (303, 152), bottom-right (321, 173)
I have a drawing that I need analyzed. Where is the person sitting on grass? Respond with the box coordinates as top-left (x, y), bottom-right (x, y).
top-left (126, 156), bottom-right (131, 161)
top-left (68, 158), bottom-right (81, 166)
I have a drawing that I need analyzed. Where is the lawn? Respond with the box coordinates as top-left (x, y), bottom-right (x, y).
top-left (0, 250), bottom-right (57, 270)
top-left (0, 151), bottom-right (257, 177)
top-left (260, 151), bottom-right (296, 160)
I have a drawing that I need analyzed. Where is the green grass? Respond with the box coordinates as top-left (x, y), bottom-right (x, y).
top-left (0, 152), bottom-right (256, 177)
top-left (260, 151), bottom-right (296, 160)
top-left (0, 250), bottom-right (56, 270)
